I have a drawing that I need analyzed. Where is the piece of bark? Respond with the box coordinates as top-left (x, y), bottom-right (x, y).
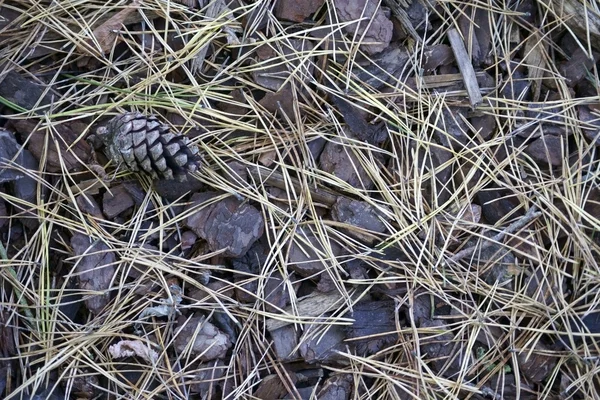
top-left (330, 94), bottom-right (388, 145)
top-left (0, 200), bottom-right (7, 230)
top-left (70, 233), bottom-right (116, 315)
top-left (12, 149), bottom-right (38, 207)
top-left (253, 39), bottom-right (314, 92)
top-left (331, 197), bottom-right (388, 243)
top-left (477, 187), bottom-right (521, 224)
top-left (275, 0), bottom-right (324, 22)
top-left (233, 242), bottom-right (294, 311)
top-left (102, 184), bottom-right (135, 219)
top-left (287, 228), bottom-right (342, 278)
top-left (517, 340), bottom-right (556, 384)
top-left (258, 85), bottom-right (297, 121)
top-left (188, 281), bottom-right (234, 303)
top-left (299, 324), bottom-right (348, 364)
top-left (525, 135), bottom-right (564, 167)
top-left (108, 340), bottom-right (159, 364)
top-left (427, 145), bottom-right (453, 207)
top-left (12, 120), bottom-right (92, 173)
top-left (85, 1), bottom-right (141, 55)
top-left (579, 104), bottom-right (600, 145)
top-left (175, 316), bottom-right (232, 361)
top-left (190, 360), bottom-right (227, 396)
top-left (0, 128), bottom-right (26, 183)
top-left (317, 374), bottom-right (353, 400)
top-left (447, 28), bottom-right (482, 107)
top-left (0, 70), bottom-right (53, 112)
top-left (77, 194), bottom-right (103, 219)
top-left (254, 372), bottom-right (298, 399)
top-left (422, 44), bottom-right (454, 72)
top-left (346, 300), bottom-right (398, 356)
top-left (333, 0), bottom-right (393, 55)
top-left (419, 318), bottom-right (462, 374)
top-left (266, 290), bottom-right (358, 331)
top-left (153, 175), bottom-right (204, 200)
top-left (433, 107), bottom-right (469, 150)
top-left (469, 113), bottom-right (496, 140)
top-left (70, 370), bottom-right (99, 399)
top-left (354, 44), bottom-right (411, 88)
top-left (271, 325), bottom-right (300, 361)
top-left (249, 166), bottom-right (338, 207)
top-left (458, 6), bottom-right (492, 67)
top-left (523, 31), bottom-right (547, 102)
top-left (550, 0), bottom-right (600, 51)
top-left (319, 134), bottom-right (374, 189)
top-left (185, 191), bottom-right (265, 257)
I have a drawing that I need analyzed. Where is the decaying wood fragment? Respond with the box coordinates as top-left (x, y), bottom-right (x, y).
top-left (447, 28), bottom-right (483, 107)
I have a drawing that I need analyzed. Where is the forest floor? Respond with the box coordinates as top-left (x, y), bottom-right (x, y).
top-left (1, 0), bottom-right (600, 399)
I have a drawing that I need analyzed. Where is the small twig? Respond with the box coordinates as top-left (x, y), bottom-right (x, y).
top-left (447, 205), bottom-right (542, 265)
top-left (447, 28), bottom-right (483, 108)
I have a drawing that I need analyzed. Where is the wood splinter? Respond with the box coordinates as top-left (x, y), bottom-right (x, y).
top-left (447, 28), bottom-right (483, 108)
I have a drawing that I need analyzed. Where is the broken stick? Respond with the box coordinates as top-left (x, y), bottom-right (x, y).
top-left (447, 28), bottom-right (483, 108)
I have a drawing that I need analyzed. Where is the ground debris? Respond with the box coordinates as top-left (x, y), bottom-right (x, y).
top-left (70, 233), bottom-right (116, 315)
top-left (275, 0), bottom-right (324, 22)
top-left (346, 300), bottom-right (398, 356)
top-left (102, 184), bottom-right (135, 219)
top-left (185, 191), bottom-right (264, 257)
top-left (0, 71), bottom-right (53, 112)
top-left (12, 119), bottom-right (92, 173)
top-left (317, 374), bottom-right (353, 400)
top-left (333, 0), bottom-right (393, 55)
top-left (108, 340), bottom-right (159, 364)
top-left (175, 315), bottom-right (232, 361)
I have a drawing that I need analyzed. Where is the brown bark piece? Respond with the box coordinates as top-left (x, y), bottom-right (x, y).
top-left (0, 71), bottom-right (53, 112)
top-left (70, 233), bottom-right (116, 315)
top-left (347, 301), bottom-right (398, 356)
top-left (102, 184), bottom-right (135, 219)
top-left (87, 1), bottom-right (141, 55)
top-left (175, 316), bottom-right (232, 361)
top-left (550, 0), bottom-right (600, 51)
top-left (578, 104), bottom-right (600, 145)
top-left (271, 325), bottom-right (300, 361)
top-left (275, 0), bottom-right (324, 22)
top-left (287, 228), bottom-right (342, 278)
top-left (185, 192), bottom-right (265, 257)
top-left (560, 47), bottom-right (600, 87)
top-left (254, 372), bottom-right (297, 399)
top-left (0, 128), bottom-right (27, 183)
top-left (319, 135), bottom-right (374, 189)
top-left (317, 374), bottom-right (353, 400)
top-left (299, 324), bottom-right (347, 364)
top-left (419, 318), bottom-right (462, 374)
top-left (253, 39), bottom-right (315, 92)
top-left (334, 0), bottom-right (393, 55)
top-left (13, 120), bottom-right (91, 173)
top-left (190, 360), bottom-right (227, 396)
top-left (331, 197), bottom-right (388, 243)
top-left (0, 200), bottom-right (7, 230)
top-left (523, 31), bottom-right (547, 102)
top-left (354, 44), bottom-right (410, 88)
top-left (77, 194), bottom-right (104, 219)
top-left (525, 135), bottom-right (564, 167)
top-left (422, 44), bottom-right (454, 72)
top-left (517, 340), bottom-right (556, 384)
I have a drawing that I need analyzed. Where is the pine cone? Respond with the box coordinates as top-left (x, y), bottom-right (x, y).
top-left (94, 112), bottom-right (201, 182)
